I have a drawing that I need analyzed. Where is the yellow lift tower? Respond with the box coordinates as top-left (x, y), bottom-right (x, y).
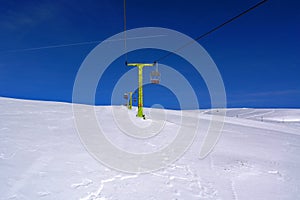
top-left (126, 62), bottom-right (155, 119)
top-left (123, 92), bottom-right (133, 110)
top-left (128, 92), bottom-right (133, 110)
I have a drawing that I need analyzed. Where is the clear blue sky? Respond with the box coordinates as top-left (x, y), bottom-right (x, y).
top-left (0, 0), bottom-right (299, 109)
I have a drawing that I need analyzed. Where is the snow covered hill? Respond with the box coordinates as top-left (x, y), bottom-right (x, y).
top-left (0, 97), bottom-right (300, 200)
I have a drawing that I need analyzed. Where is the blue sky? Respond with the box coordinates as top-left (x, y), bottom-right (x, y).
top-left (0, 0), bottom-right (299, 109)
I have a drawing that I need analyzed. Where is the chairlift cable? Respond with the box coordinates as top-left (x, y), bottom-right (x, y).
top-left (124, 0), bottom-right (128, 63)
top-left (154, 0), bottom-right (269, 63)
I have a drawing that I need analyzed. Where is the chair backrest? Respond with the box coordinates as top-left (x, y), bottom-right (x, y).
top-left (151, 71), bottom-right (160, 76)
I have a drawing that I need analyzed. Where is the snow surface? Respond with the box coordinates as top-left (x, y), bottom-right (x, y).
top-left (0, 97), bottom-right (300, 200)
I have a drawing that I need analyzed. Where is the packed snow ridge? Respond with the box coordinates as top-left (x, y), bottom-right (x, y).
top-left (0, 97), bottom-right (300, 200)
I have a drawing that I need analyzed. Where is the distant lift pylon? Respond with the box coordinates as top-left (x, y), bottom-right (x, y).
top-left (128, 92), bottom-right (133, 110)
top-left (123, 92), bottom-right (133, 109)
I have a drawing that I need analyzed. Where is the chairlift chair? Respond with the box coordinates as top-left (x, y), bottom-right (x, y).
top-left (150, 62), bottom-right (161, 84)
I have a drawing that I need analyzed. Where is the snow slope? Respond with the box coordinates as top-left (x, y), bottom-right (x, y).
top-left (0, 97), bottom-right (300, 200)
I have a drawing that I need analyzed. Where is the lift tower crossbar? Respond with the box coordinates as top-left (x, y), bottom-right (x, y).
top-left (126, 62), bottom-right (155, 118)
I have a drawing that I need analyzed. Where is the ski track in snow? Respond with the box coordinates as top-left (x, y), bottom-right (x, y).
top-left (71, 179), bottom-right (93, 189)
top-left (80, 174), bottom-right (139, 200)
top-left (231, 179), bottom-right (239, 200)
top-left (243, 109), bottom-right (275, 119)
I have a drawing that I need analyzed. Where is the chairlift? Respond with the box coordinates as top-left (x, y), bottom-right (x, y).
top-left (123, 93), bottom-right (128, 99)
top-left (150, 62), bottom-right (160, 84)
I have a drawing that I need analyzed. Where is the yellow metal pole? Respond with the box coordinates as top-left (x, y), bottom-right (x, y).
top-left (126, 63), bottom-right (155, 118)
top-left (128, 92), bottom-right (133, 110)
top-left (137, 65), bottom-right (143, 117)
